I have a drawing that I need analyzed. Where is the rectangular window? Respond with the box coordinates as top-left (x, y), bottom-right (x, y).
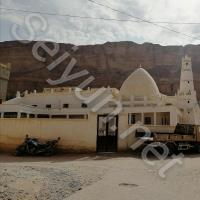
top-left (68, 114), bottom-right (86, 119)
top-left (52, 115), bottom-right (67, 119)
top-left (29, 114), bottom-right (35, 118)
top-left (63, 104), bottom-right (69, 108)
top-left (161, 116), bottom-right (170, 125)
top-left (128, 113), bottom-right (137, 124)
top-left (144, 117), bottom-right (151, 125)
top-left (81, 103), bottom-right (87, 108)
top-left (4, 112), bottom-right (18, 118)
top-left (131, 114), bottom-right (136, 124)
top-left (20, 113), bottom-right (27, 118)
top-left (37, 114), bottom-right (50, 118)
top-left (46, 104), bottom-right (51, 109)
top-left (165, 103), bottom-right (172, 106)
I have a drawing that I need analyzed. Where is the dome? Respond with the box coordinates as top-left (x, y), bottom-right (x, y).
top-left (120, 68), bottom-right (161, 100)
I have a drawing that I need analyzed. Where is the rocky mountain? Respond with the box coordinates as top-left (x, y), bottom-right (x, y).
top-left (1, 40), bottom-right (200, 100)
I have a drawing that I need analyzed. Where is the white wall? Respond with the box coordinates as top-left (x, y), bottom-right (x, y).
top-left (0, 113), bottom-right (97, 152)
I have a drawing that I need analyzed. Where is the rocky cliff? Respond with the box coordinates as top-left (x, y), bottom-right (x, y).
top-left (1, 41), bottom-right (200, 100)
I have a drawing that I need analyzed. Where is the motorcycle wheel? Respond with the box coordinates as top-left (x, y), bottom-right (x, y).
top-left (14, 145), bottom-right (26, 156)
top-left (44, 149), bottom-right (55, 156)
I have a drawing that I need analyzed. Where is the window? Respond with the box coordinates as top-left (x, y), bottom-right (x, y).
top-left (52, 115), bottom-right (67, 119)
top-left (128, 113), bottom-right (141, 125)
top-left (32, 105), bottom-right (37, 107)
top-left (46, 104), bottom-right (51, 109)
top-left (68, 114), bottom-right (86, 119)
top-left (4, 112), bottom-right (18, 118)
top-left (161, 114), bottom-right (170, 125)
top-left (188, 101), bottom-right (190, 103)
top-left (63, 104), bottom-right (69, 108)
top-left (128, 114), bottom-right (136, 124)
top-left (29, 114), bottom-right (35, 118)
top-left (20, 113), bottom-right (27, 118)
top-left (37, 114), bottom-right (50, 118)
top-left (81, 103), bottom-right (87, 108)
top-left (0, 99), bottom-right (2, 104)
top-left (144, 117), bottom-right (151, 125)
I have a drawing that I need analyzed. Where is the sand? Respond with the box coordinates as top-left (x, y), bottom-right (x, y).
top-left (0, 153), bottom-right (200, 200)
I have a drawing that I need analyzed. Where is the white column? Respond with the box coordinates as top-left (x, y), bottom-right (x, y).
top-left (141, 113), bottom-right (144, 124)
top-left (154, 112), bottom-right (157, 125)
top-left (144, 96), bottom-right (147, 106)
top-left (130, 95), bottom-right (134, 107)
top-left (17, 112), bottom-right (21, 118)
top-left (170, 111), bottom-right (178, 126)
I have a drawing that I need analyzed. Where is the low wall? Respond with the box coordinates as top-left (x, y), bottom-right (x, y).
top-left (0, 116), bottom-right (97, 152)
top-left (0, 115), bottom-right (176, 153)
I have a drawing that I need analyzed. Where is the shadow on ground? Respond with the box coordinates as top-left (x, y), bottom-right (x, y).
top-left (0, 150), bottom-right (199, 163)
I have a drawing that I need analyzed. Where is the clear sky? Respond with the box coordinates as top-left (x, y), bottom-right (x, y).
top-left (1, 0), bottom-right (200, 45)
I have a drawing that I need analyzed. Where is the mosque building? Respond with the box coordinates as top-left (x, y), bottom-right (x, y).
top-left (0, 55), bottom-right (199, 152)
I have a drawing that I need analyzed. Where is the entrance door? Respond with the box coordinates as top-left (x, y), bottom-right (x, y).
top-left (97, 115), bottom-right (118, 152)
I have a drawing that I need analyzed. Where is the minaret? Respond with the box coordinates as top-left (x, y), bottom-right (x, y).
top-left (178, 55), bottom-right (199, 124)
top-left (179, 55), bottom-right (195, 97)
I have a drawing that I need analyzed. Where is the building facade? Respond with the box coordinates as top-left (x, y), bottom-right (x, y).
top-left (0, 63), bottom-right (11, 102)
top-left (0, 56), bottom-right (199, 152)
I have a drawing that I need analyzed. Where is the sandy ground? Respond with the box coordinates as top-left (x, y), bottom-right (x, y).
top-left (1, 153), bottom-right (200, 200)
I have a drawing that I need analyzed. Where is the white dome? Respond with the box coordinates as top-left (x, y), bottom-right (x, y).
top-left (120, 68), bottom-right (161, 100)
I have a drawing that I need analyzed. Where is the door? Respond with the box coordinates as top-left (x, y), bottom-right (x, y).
top-left (97, 115), bottom-right (118, 152)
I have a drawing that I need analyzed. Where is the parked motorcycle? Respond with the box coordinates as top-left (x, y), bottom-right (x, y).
top-left (14, 135), bottom-right (61, 156)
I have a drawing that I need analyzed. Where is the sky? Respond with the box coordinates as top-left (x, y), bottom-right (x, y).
top-left (1, 0), bottom-right (200, 45)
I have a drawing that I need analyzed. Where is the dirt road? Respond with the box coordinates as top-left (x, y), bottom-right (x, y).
top-left (1, 153), bottom-right (200, 200)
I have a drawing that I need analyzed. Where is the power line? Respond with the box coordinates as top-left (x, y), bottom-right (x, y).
top-left (2, 6), bottom-right (200, 25)
top-left (88, 0), bottom-right (200, 41)
top-left (0, 7), bottom-right (139, 22)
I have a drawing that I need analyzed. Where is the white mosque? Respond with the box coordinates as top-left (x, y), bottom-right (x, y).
top-left (0, 55), bottom-right (199, 152)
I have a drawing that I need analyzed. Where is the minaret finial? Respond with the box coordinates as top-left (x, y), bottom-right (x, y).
top-left (185, 54), bottom-right (189, 59)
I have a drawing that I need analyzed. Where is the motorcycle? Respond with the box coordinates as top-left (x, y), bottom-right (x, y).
top-left (14, 135), bottom-right (61, 156)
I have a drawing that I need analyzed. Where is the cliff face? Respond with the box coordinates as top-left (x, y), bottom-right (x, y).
top-left (1, 41), bottom-right (200, 99)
